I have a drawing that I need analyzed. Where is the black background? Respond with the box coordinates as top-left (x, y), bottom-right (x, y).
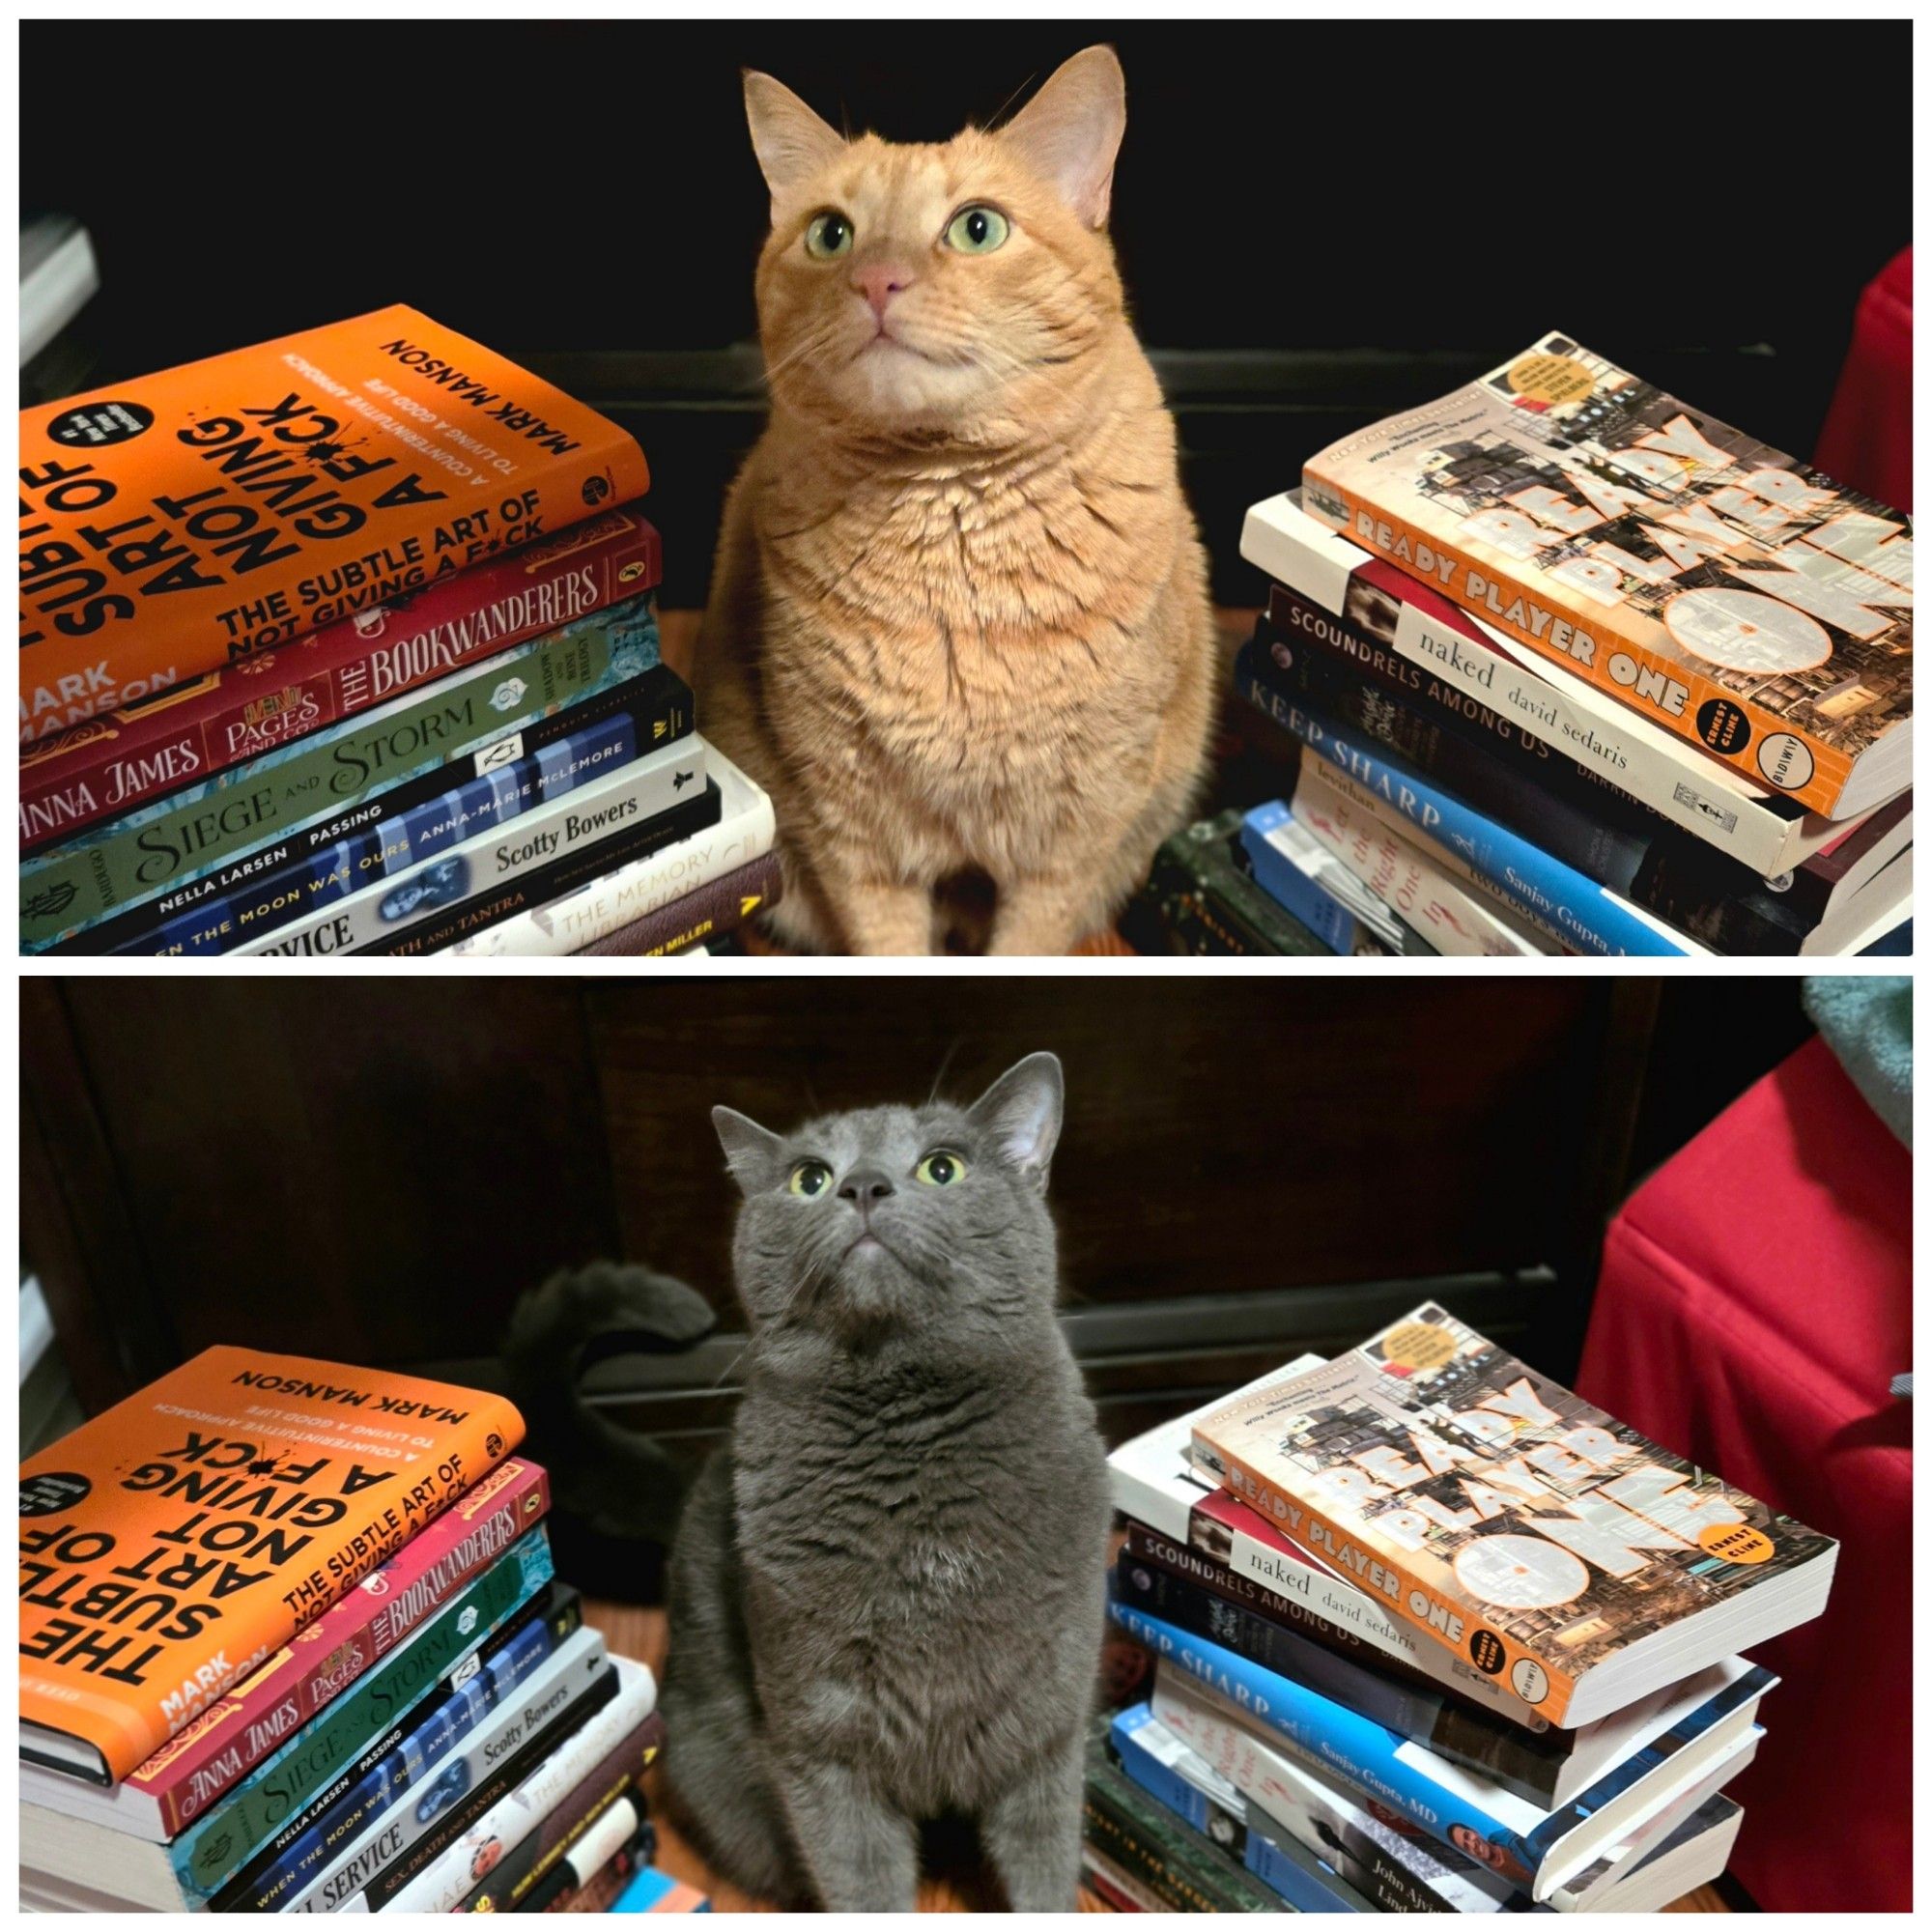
top-left (22, 20), bottom-right (1912, 604)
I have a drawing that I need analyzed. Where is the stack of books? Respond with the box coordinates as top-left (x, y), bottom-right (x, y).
top-left (18, 1348), bottom-right (704, 1913)
top-left (1091, 1302), bottom-right (1838, 1913)
top-left (1232, 333), bottom-right (1913, 958)
top-left (19, 307), bottom-right (779, 959)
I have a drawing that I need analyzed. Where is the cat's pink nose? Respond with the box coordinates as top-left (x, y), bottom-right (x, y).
top-left (853, 265), bottom-right (916, 321)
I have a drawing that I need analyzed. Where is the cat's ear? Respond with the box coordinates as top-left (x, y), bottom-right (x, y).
top-left (967, 1052), bottom-right (1065, 1191)
top-left (743, 71), bottom-right (845, 216)
top-left (712, 1105), bottom-right (788, 1196)
top-left (998, 45), bottom-right (1126, 230)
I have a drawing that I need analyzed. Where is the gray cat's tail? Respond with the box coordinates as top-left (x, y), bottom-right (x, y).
top-left (501, 1260), bottom-right (719, 1558)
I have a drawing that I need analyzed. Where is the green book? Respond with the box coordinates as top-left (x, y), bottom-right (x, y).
top-left (1083, 1719), bottom-right (1283, 1912)
top-left (21, 600), bottom-right (660, 951)
top-left (1143, 811), bottom-right (1327, 956)
top-left (171, 1526), bottom-right (555, 1904)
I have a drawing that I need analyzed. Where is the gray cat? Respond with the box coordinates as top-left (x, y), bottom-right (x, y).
top-left (659, 1053), bottom-right (1111, 1911)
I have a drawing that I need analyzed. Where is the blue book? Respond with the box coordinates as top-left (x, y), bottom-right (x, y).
top-left (166, 1529), bottom-right (556, 1906)
top-left (1238, 802), bottom-right (1361, 954)
top-left (1110, 1601), bottom-right (1770, 1902)
top-left (1236, 643), bottom-right (1694, 955)
top-left (1109, 1704), bottom-right (1372, 1911)
top-left (118, 709), bottom-right (643, 956)
top-left (1239, 800), bottom-right (1429, 954)
top-left (217, 1587), bottom-right (581, 1910)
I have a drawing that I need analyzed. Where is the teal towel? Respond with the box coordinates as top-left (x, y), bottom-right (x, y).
top-left (1804, 976), bottom-right (1912, 1148)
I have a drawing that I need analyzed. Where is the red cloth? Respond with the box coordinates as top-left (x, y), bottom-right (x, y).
top-left (1813, 247), bottom-right (1912, 511)
top-left (1577, 1037), bottom-right (1911, 1913)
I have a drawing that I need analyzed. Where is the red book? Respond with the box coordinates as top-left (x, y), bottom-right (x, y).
top-left (20, 1457), bottom-right (551, 1842)
top-left (18, 509), bottom-right (661, 851)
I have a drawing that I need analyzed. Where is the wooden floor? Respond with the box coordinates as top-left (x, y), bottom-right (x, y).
top-left (581, 1600), bottom-right (1727, 1913)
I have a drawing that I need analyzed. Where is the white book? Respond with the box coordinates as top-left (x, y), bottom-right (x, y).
top-left (444, 741), bottom-right (776, 956)
top-left (285, 1626), bottom-right (609, 1913)
top-left (1308, 755), bottom-right (1713, 955)
top-left (241, 736), bottom-right (706, 956)
top-left (1130, 1694), bottom-right (1748, 1913)
top-left (1242, 490), bottom-right (1894, 878)
top-left (347, 1655), bottom-right (655, 1913)
top-left (1151, 1665), bottom-right (1765, 1906)
top-left (1289, 761), bottom-right (1548, 955)
top-left (20, 214), bottom-right (99, 364)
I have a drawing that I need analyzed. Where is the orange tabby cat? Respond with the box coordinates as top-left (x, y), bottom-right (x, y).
top-left (696, 46), bottom-right (1218, 954)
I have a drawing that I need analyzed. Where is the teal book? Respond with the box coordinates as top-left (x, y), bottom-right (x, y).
top-left (167, 1526), bottom-right (554, 1906)
top-left (21, 599), bottom-right (660, 951)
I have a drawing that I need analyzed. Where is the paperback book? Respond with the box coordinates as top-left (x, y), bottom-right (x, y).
top-left (1115, 1599), bottom-right (1769, 1901)
top-left (1242, 490), bottom-right (1870, 878)
top-left (1299, 331), bottom-right (1913, 817)
top-left (22, 597), bottom-right (663, 950)
top-left (1191, 1302), bottom-right (1838, 1727)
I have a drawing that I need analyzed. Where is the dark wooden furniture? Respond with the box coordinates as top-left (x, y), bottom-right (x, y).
top-left (24, 976), bottom-right (1812, 1435)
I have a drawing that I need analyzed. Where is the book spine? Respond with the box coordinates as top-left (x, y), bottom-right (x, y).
top-left (1108, 1711), bottom-right (1365, 1912)
top-left (1238, 666), bottom-right (1693, 955)
top-left (1298, 471), bottom-right (1861, 815)
top-left (285, 1626), bottom-right (615, 1914)
top-left (364, 780), bottom-right (724, 956)
top-left (130, 1459), bottom-right (550, 1836)
top-left (236, 736), bottom-right (704, 956)
top-left (447, 763), bottom-right (775, 955)
top-left (1112, 1602), bottom-right (1544, 1890)
top-left (1287, 760), bottom-right (1544, 957)
top-left (18, 511), bottom-right (661, 849)
top-left (1337, 582), bottom-right (1807, 879)
top-left (1189, 1437), bottom-right (1575, 1725)
top-left (161, 716), bottom-right (696, 959)
top-left (1150, 1678), bottom-right (1502, 1914)
top-left (1237, 803), bottom-right (1383, 954)
top-left (1244, 1826), bottom-right (1378, 1914)
top-left (1258, 604), bottom-right (1821, 952)
top-left (1081, 1847), bottom-right (1163, 1911)
top-left (217, 1589), bottom-right (586, 1911)
top-left (455, 1710), bottom-right (666, 1911)
top-left (170, 1528), bottom-right (555, 1904)
top-left (577, 848), bottom-right (783, 956)
top-left (1244, 495), bottom-right (1817, 879)
top-left (1115, 1555), bottom-right (1563, 1806)
top-left (1082, 1761), bottom-right (1278, 1912)
top-left (369, 1662), bottom-right (648, 1912)
top-left (77, 670), bottom-right (691, 955)
top-left (1123, 1521), bottom-right (1394, 1674)
top-left (21, 598), bottom-right (661, 950)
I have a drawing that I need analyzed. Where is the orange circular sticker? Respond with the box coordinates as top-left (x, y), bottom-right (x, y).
top-left (1697, 1521), bottom-right (1774, 1564)
top-left (1506, 353), bottom-right (1594, 407)
top-left (1380, 1321), bottom-right (1458, 1373)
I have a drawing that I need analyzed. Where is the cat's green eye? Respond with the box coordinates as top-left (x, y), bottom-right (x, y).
top-left (943, 205), bottom-right (1009, 254)
top-left (789, 1160), bottom-right (835, 1197)
top-left (915, 1151), bottom-right (967, 1186)
top-left (805, 213), bottom-right (853, 260)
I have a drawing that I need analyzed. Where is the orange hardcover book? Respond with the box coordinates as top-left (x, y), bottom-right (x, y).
top-left (20, 304), bottom-right (651, 742)
top-left (18, 1346), bottom-right (525, 1785)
